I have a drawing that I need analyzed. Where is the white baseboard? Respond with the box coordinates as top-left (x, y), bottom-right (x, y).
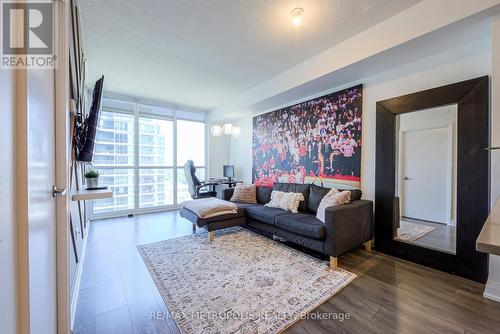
top-left (70, 226), bottom-right (89, 331)
top-left (484, 279), bottom-right (500, 303)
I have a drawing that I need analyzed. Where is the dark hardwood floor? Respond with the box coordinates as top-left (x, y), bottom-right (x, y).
top-left (400, 218), bottom-right (457, 254)
top-left (73, 211), bottom-right (500, 334)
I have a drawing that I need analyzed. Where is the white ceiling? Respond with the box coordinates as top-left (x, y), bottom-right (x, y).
top-left (80, 0), bottom-right (420, 110)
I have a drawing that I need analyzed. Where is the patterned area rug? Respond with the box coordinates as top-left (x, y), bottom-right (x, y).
top-left (138, 228), bottom-right (356, 334)
top-left (396, 220), bottom-right (436, 242)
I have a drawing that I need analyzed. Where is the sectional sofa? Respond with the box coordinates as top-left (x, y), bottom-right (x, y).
top-left (180, 183), bottom-right (374, 269)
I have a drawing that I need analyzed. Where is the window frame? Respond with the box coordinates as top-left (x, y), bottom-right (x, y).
top-left (89, 95), bottom-right (207, 220)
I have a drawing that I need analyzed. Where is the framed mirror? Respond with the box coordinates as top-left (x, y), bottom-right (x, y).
top-left (375, 76), bottom-right (489, 283)
top-left (394, 104), bottom-right (457, 254)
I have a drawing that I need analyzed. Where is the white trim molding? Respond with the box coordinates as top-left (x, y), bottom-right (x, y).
top-left (484, 254), bottom-right (500, 302)
top-left (484, 278), bottom-right (500, 302)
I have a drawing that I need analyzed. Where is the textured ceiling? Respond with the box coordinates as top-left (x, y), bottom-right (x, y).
top-left (80, 0), bottom-right (420, 110)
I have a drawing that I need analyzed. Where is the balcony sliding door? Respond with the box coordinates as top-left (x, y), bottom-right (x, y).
top-left (90, 97), bottom-right (206, 219)
top-left (138, 117), bottom-right (174, 208)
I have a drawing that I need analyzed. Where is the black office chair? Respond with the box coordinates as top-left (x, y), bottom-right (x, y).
top-left (184, 160), bottom-right (217, 199)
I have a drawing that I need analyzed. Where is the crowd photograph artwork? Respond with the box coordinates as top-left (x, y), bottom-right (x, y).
top-left (252, 85), bottom-right (362, 188)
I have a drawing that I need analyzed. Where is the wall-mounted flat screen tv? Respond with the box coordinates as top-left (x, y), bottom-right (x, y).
top-left (76, 75), bottom-right (104, 162)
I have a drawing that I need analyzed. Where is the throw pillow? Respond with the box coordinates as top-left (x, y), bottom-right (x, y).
top-left (266, 190), bottom-right (285, 208)
top-left (230, 184), bottom-right (257, 203)
top-left (266, 190), bottom-right (304, 213)
top-left (273, 183), bottom-right (310, 212)
top-left (256, 186), bottom-right (273, 204)
top-left (325, 187), bottom-right (340, 197)
top-left (307, 184), bottom-right (331, 213)
top-left (316, 190), bottom-right (351, 223)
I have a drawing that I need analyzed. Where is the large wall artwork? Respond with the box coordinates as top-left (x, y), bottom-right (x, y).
top-left (252, 85), bottom-right (363, 189)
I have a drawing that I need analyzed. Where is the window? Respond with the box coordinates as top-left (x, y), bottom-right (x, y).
top-left (139, 117), bottom-right (173, 166)
top-left (176, 120), bottom-right (206, 202)
top-left (139, 169), bottom-right (174, 208)
top-left (93, 111), bottom-right (134, 166)
top-left (90, 97), bottom-right (206, 218)
top-left (92, 169), bottom-right (135, 214)
top-left (92, 111), bottom-right (135, 214)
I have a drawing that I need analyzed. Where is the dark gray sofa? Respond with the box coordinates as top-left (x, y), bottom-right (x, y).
top-left (180, 182), bottom-right (373, 268)
top-left (224, 183), bottom-right (373, 268)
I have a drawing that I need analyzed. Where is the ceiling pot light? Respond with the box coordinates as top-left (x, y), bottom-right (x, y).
top-left (223, 123), bottom-right (234, 135)
top-left (291, 7), bottom-right (304, 27)
top-left (231, 126), bottom-right (241, 138)
top-left (210, 125), bottom-right (222, 137)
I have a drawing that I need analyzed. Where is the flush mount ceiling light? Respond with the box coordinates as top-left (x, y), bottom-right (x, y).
top-left (291, 7), bottom-right (304, 27)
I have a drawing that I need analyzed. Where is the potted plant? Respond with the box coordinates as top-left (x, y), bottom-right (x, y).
top-left (84, 170), bottom-right (100, 189)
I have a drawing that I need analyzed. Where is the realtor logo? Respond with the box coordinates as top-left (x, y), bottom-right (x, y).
top-left (1, 0), bottom-right (56, 69)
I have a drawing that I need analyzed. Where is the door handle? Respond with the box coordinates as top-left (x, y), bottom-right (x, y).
top-left (404, 177), bottom-right (413, 180)
top-left (52, 185), bottom-right (67, 198)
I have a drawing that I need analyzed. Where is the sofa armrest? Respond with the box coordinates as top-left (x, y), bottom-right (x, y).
top-left (223, 187), bottom-right (235, 201)
top-left (323, 200), bottom-right (374, 257)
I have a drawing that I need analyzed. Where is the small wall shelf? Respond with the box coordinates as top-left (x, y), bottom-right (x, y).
top-left (71, 189), bottom-right (113, 202)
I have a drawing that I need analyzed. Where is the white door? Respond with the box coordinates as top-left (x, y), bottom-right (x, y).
top-left (26, 68), bottom-right (58, 333)
top-left (14, 2), bottom-right (70, 333)
top-left (401, 126), bottom-right (452, 224)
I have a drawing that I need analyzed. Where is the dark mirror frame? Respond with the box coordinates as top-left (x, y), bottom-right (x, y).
top-left (375, 76), bottom-right (489, 283)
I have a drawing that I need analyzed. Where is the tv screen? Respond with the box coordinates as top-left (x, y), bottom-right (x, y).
top-left (223, 165), bottom-right (234, 179)
top-left (76, 76), bottom-right (104, 162)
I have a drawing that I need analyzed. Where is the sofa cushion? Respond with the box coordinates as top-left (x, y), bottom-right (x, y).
top-left (179, 207), bottom-right (244, 227)
top-left (256, 186), bottom-right (272, 204)
top-left (275, 213), bottom-right (325, 240)
top-left (344, 189), bottom-right (362, 201)
top-left (233, 202), bottom-right (261, 209)
top-left (232, 202), bottom-right (262, 213)
top-left (273, 229), bottom-right (325, 253)
top-left (307, 184), bottom-right (363, 213)
top-left (307, 184), bottom-right (331, 213)
top-left (273, 182), bottom-right (310, 212)
top-left (245, 205), bottom-right (288, 226)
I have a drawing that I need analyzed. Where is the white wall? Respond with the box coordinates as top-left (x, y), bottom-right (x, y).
top-left (208, 118), bottom-right (253, 180)
top-left (0, 71), bottom-right (17, 333)
top-left (210, 37), bottom-right (491, 203)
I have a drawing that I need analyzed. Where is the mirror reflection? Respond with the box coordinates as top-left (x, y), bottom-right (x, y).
top-left (393, 104), bottom-right (457, 254)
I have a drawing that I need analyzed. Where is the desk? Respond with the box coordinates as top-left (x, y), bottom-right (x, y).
top-left (207, 179), bottom-right (242, 199)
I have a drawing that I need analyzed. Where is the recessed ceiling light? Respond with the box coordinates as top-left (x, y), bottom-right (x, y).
top-left (291, 7), bottom-right (304, 27)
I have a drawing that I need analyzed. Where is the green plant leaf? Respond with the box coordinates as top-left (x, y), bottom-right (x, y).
top-left (84, 170), bottom-right (100, 178)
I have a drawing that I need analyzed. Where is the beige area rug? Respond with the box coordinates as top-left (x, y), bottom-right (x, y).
top-left (137, 228), bottom-right (356, 334)
top-left (396, 220), bottom-right (436, 242)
